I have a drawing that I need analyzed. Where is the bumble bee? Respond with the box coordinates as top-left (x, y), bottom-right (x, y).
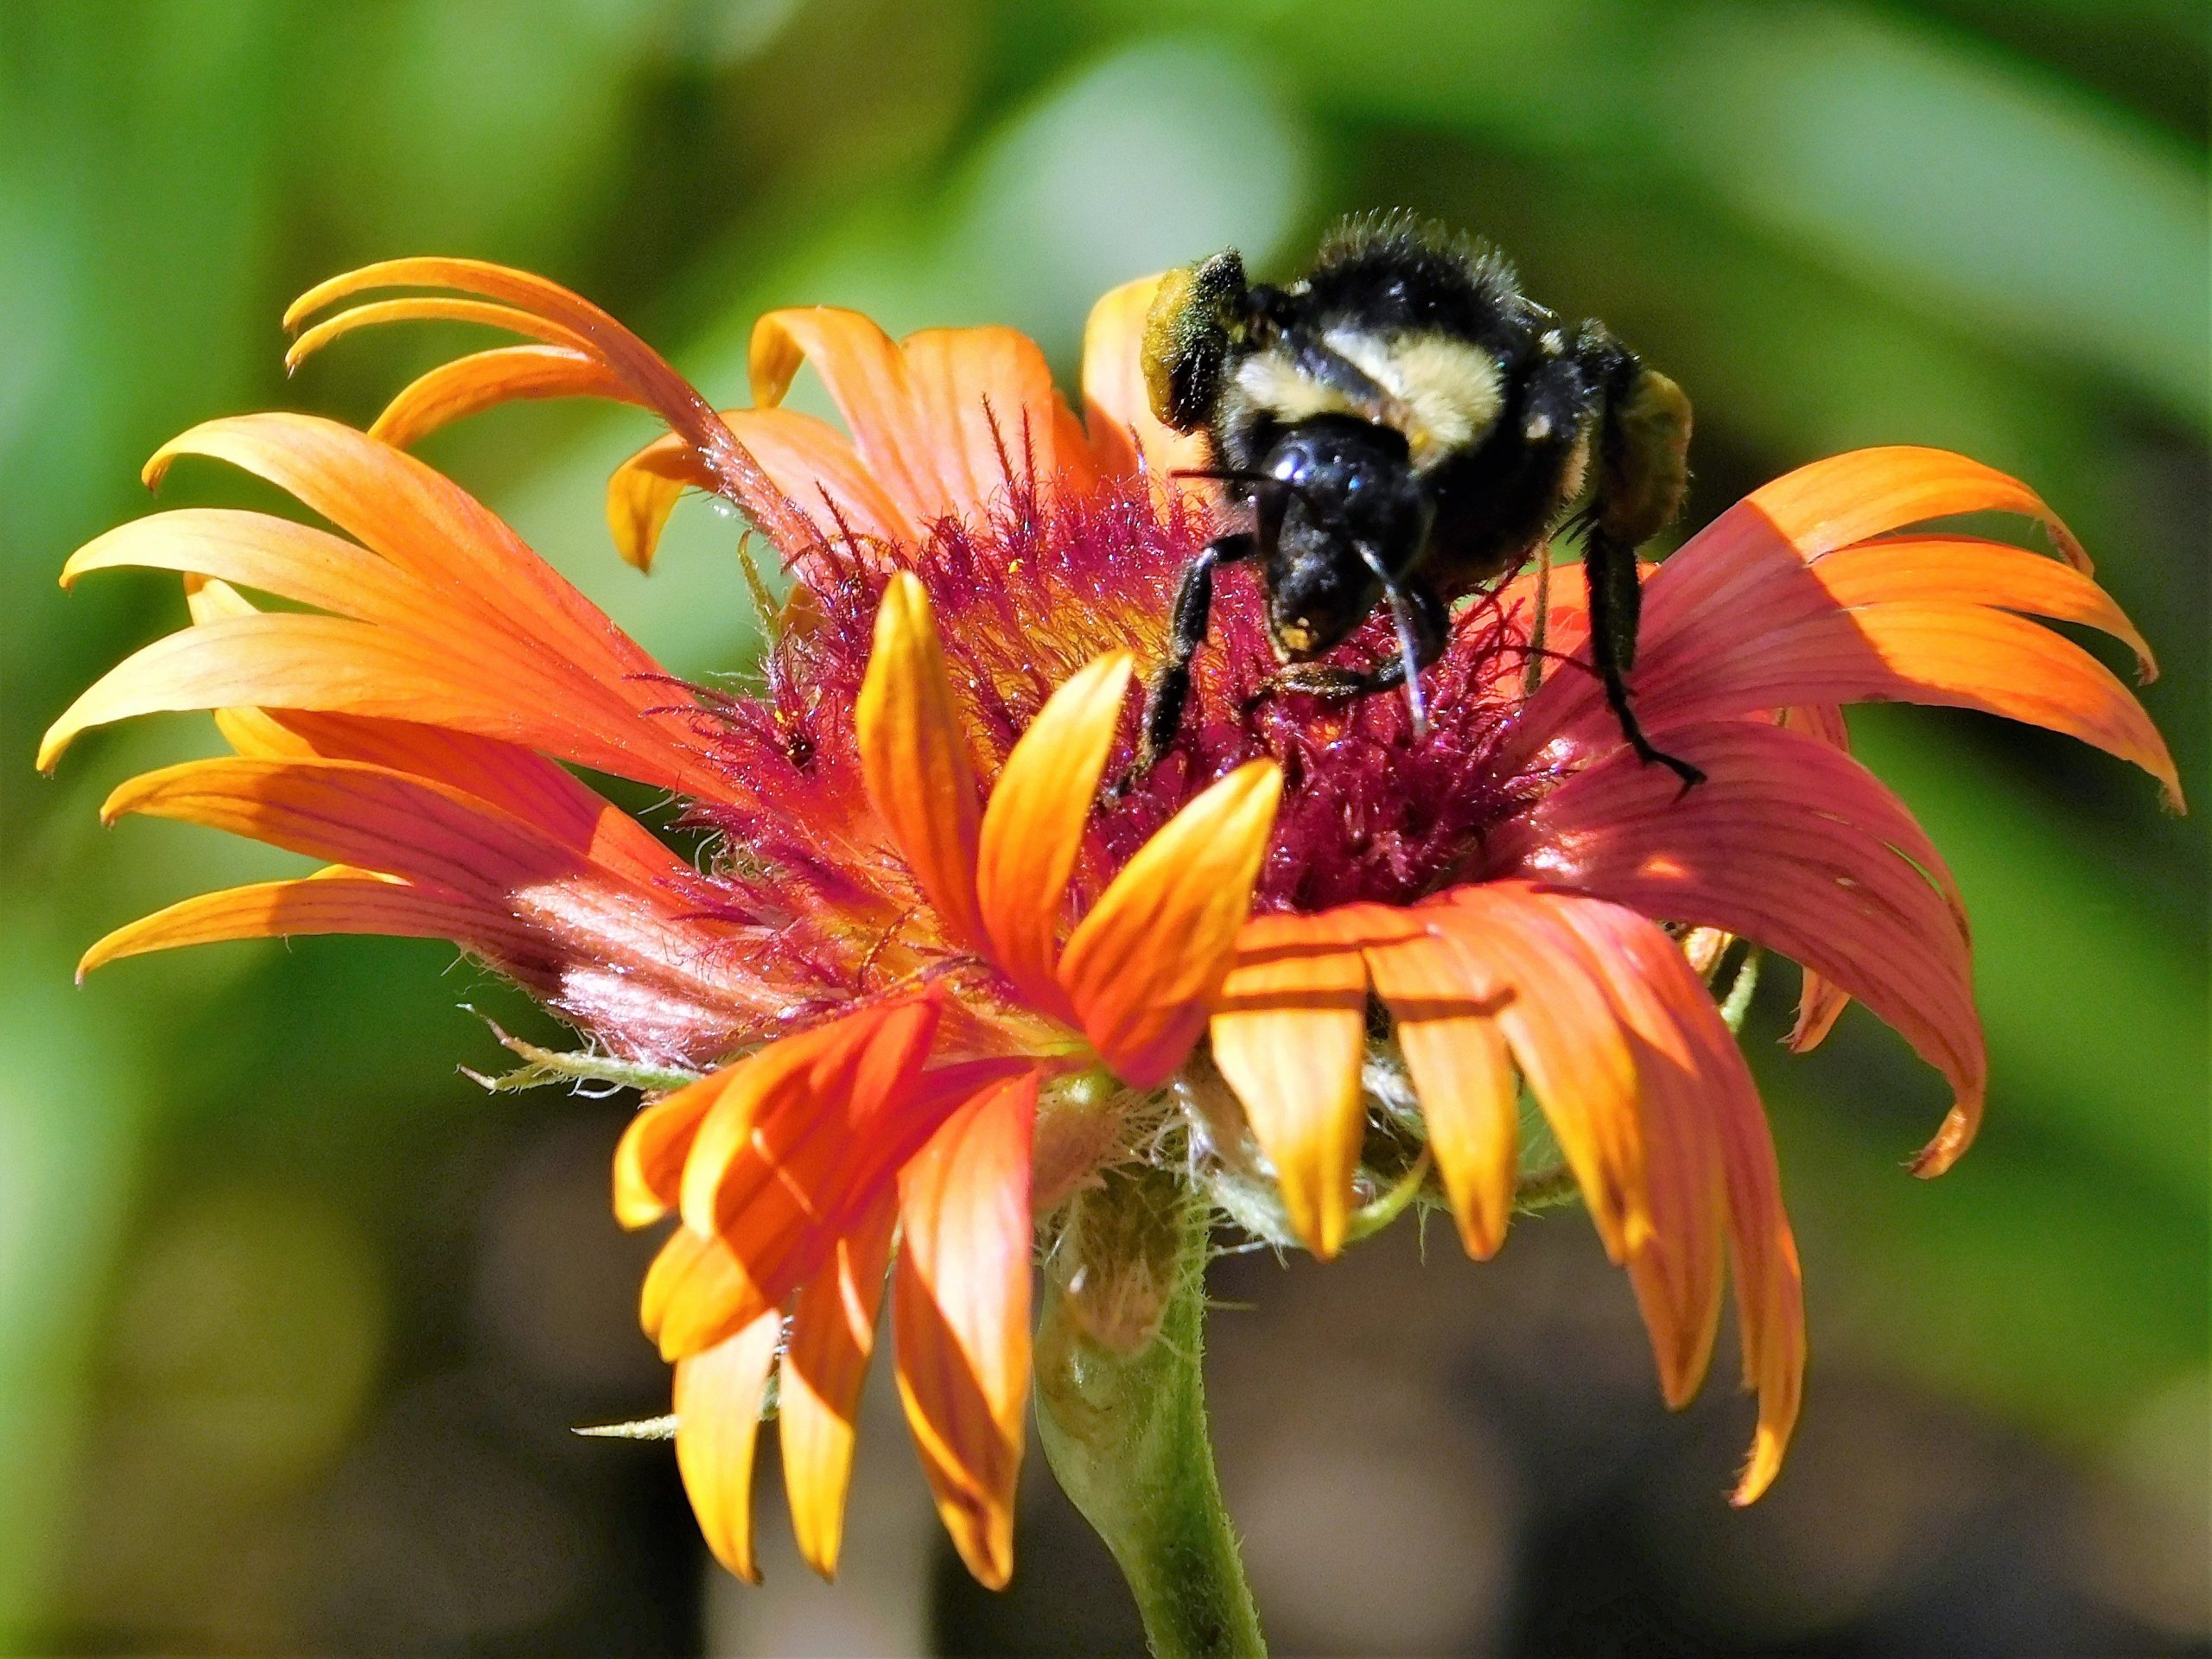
top-left (1134, 211), bottom-right (1702, 786)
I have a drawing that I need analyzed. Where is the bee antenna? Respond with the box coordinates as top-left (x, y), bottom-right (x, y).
top-left (1169, 467), bottom-right (1274, 486)
top-left (1356, 547), bottom-right (1431, 740)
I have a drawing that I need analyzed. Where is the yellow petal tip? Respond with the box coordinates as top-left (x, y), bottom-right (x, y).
top-left (1731, 1433), bottom-right (1783, 1507)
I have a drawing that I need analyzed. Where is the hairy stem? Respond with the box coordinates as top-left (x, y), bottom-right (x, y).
top-left (1034, 1167), bottom-right (1265, 1659)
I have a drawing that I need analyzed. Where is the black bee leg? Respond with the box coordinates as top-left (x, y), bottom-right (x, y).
top-left (1127, 531), bottom-right (1257, 781)
top-left (1250, 578), bottom-right (1447, 715)
top-left (1581, 530), bottom-right (1701, 790)
top-left (1570, 324), bottom-right (1703, 790)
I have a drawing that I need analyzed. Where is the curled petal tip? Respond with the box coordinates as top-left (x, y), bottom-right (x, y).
top-left (1909, 1096), bottom-right (1980, 1179)
top-left (1731, 1432), bottom-right (1785, 1507)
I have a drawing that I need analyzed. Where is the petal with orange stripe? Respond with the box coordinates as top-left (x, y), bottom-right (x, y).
top-left (753, 309), bottom-right (1094, 529)
top-left (1363, 921), bottom-right (1519, 1258)
top-left (1498, 720), bottom-right (1985, 1176)
top-left (855, 574), bottom-right (986, 950)
top-left (370, 344), bottom-right (638, 449)
top-left (1211, 907), bottom-right (1411, 1259)
top-left (893, 1065), bottom-right (1038, 1590)
top-left (607, 406), bottom-right (918, 575)
top-left (975, 651), bottom-right (1134, 1019)
top-left (1550, 903), bottom-right (1729, 1411)
top-left (676, 997), bottom-right (941, 1305)
top-left (1562, 901), bottom-right (1804, 1503)
top-left (781, 1193), bottom-right (898, 1579)
top-left (672, 1309), bottom-right (784, 1583)
top-left (75, 868), bottom-right (522, 981)
top-left (613, 1071), bottom-right (730, 1230)
top-left (1058, 760), bottom-right (1283, 1089)
top-left (1425, 886), bottom-right (1650, 1260)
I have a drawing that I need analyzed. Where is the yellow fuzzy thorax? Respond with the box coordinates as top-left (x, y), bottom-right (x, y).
top-left (1230, 327), bottom-right (1504, 468)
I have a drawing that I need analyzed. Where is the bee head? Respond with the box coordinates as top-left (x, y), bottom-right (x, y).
top-left (1257, 417), bottom-right (1432, 661)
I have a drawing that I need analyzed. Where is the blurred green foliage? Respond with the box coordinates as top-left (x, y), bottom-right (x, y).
top-left (2, 0), bottom-right (2203, 1649)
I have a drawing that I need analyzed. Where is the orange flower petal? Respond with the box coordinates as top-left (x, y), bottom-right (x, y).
top-left (605, 434), bottom-right (707, 577)
top-left (1425, 886), bottom-right (1651, 1260)
top-left (1211, 907), bottom-right (1410, 1259)
top-left (1743, 445), bottom-right (2088, 570)
top-left (613, 1072), bottom-right (729, 1230)
top-left (651, 1057), bottom-right (1043, 1363)
top-left (1363, 924), bottom-right (1519, 1259)
top-left (1079, 274), bottom-right (1211, 482)
top-left (1058, 760), bottom-right (1283, 1089)
top-left (855, 574), bottom-right (987, 950)
top-left (64, 548), bottom-right (693, 881)
top-left (753, 308), bottom-right (1095, 530)
top-left (287, 257), bottom-right (821, 555)
top-left (1501, 720), bottom-right (1985, 1176)
top-left (94, 414), bottom-right (741, 801)
top-left (723, 405), bottom-right (922, 548)
top-left (75, 868), bottom-right (519, 980)
top-left (99, 755), bottom-right (589, 898)
top-left (899, 326), bottom-right (1097, 516)
top-left (1562, 902), bottom-right (1804, 1503)
top-left (143, 414), bottom-right (659, 692)
top-left (643, 1224), bottom-right (761, 1360)
top-left (1789, 974), bottom-right (1853, 1052)
top-left (1776, 705), bottom-right (1855, 1049)
top-left (1553, 908), bottom-right (1728, 1410)
top-left (752, 308), bottom-right (946, 520)
top-left (607, 407), bottom-right (918, 575)
top-left (678, 997), bottom-right (941, 1241)
top-left (975, 651), bottom-right (1135, 1017)
top-left (1635, 604), bottom-right (2179, 806)
top-left (285, 295), bottom-right (592, 373)
top-left (672, 1309), bottom-right (784, 1583)
top-left (1510, 448), bottom-right (2178, 807)
top-left (892, 1066), bottom-right (1038, 1590)
top-left (63, 507), bottom-right (421, 624)
top-left (40, 613), bottom-right (654, 783)
top-left (88, 753), bottom-right (766, 1049)
top-left (219, 706), bottom-right (685, 890)
top-left (371, 344), bottom-right (638, 449)
top-left (1815, 536), bottom-right (2154, 679)
top-left (781, 1193), bottom-right (897, 1579)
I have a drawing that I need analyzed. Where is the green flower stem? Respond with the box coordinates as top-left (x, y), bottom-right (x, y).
top-left (1035, 1167), bottom-right (1266, 1659)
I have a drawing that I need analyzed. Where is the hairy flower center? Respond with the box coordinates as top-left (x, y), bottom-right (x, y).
top-left (682, 473), bottom-right (1550, 1007)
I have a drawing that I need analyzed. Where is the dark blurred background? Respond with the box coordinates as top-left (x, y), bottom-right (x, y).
top-left (2, 2), bottom-right (2204, 1654)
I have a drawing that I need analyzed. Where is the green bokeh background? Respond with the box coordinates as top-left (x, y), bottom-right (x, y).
top-left (2, 2), bottom-right (2203, 1653)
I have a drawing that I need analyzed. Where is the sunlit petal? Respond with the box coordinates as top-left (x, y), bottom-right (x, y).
top-left (370, 344), bottom-right (638, 449)
top-left (1499, 720), bottom-right (1985, 1175)
top-left (1363, 924), bottom-right (1519, 1258)
top-left (781, 1195), bottom-right (898, 1580)
top-left (1425, 886), bottom-right (1651, 1260)
top-left (893, 1066), bottom-right (1038, 1590)
top-left (855, 573), bottom-right (988, 950)
top-left (976, 651), bottom-right (1135, 1017)
top-left (1211, 906), bottom-right (1410, 1258)
top-left (673, 1311), bottom-right (784, 1583)
top-left (1058, 760), bottom-right (1283, 1088)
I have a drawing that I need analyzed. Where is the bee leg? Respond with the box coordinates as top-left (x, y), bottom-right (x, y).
top-left (1582, 531), bottom-right (1701, 790)
top-left (1249, 579), bottom-right (1447, 710)
top-left (1127, 531), bottom-right (1258, 782)
top-left (1571, 326), bottom-right (1703, 790)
